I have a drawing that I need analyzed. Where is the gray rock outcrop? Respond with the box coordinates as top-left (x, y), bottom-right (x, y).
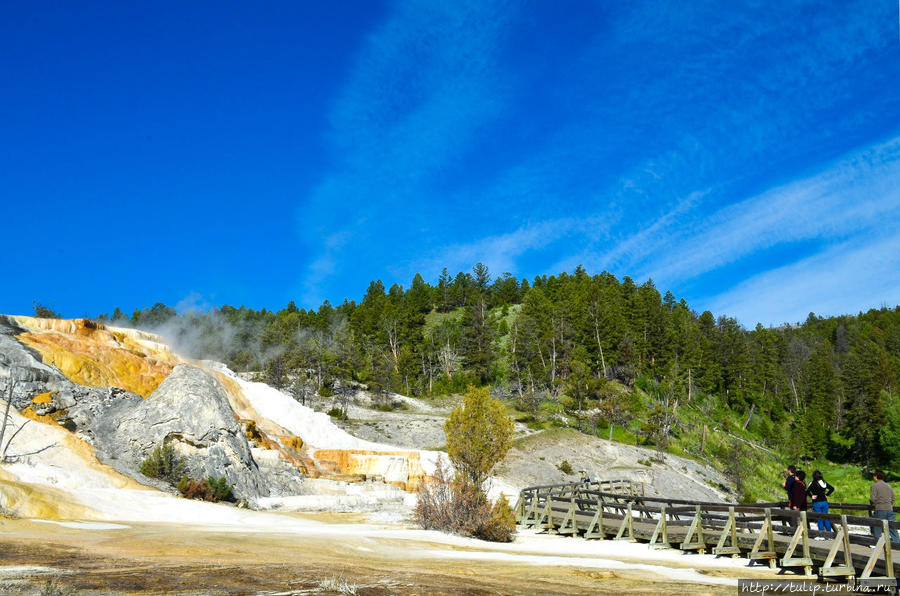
top-left (0, 318), bottom-right (303, 500)
top-left (0, 315), bottom-right (141, 431)
top-left (91, 364), bottom-right (267, 498)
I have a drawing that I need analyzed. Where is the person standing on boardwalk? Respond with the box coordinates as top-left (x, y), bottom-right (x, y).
top-left (807, 470), bottom-right (835, 533)
top-left (788, 470), bottom-right (808, 529)
top-left (782, 465), bottom-right (797, 503)
top-left (790, 470), bottom-right (808, 510)
top-left (870, 470), bottom-right (900, 544)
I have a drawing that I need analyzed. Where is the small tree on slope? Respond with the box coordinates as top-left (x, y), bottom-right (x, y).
top-left (444, 386), bottom-right (514, 493)
top-left (416, 386), bottom-right (515, 542)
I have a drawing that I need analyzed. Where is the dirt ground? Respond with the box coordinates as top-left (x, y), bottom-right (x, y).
top-left (0, 515), bottom-right (770, 596)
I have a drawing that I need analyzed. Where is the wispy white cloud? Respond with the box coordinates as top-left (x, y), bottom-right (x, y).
top-left (643, 136), bottom-right (900, 285)
top-left (298, 0), bottom-right (518, 302)
top-left (705, 231), bottom-right (900, 327)
top-left (295, 0), bottom-right (900, 320)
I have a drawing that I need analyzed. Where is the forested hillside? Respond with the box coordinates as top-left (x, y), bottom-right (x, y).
top-left (94, 265), bottom-right (900, 481)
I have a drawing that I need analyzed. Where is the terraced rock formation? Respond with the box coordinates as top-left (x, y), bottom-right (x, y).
top-left (0, 315), bottom-right (432, 506)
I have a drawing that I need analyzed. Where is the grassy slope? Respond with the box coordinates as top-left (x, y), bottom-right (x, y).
top-left (502, 384), bottom-right (873, 505)
top-left (425, 305), bottom-right (874, 505)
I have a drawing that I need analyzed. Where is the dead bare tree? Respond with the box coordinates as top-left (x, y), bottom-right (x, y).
top-left (0, 378), bottom-right (31, 463)
top-left (2, 419), bottom-right (29, 461)
top-left (0, 380), bottom-right (12, 460)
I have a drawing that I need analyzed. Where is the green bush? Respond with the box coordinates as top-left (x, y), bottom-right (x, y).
top-left (176, 475), bottom-right (192, 495)
top-left (478, 496), bottom-right (516, 542)
top-left (327, 407), bottom-right (348, 420)
top-left (430, 371), bottom-right (479, 396)
top-left (208, 476), bottom-right (233, 502)
top-left (140, 443), bottom-right (186, 485)
top-left (557, 459), bottom-right (573, 475)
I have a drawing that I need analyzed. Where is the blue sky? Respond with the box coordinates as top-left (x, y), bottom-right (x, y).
top-left (1, 1), bottom-right (899, 327)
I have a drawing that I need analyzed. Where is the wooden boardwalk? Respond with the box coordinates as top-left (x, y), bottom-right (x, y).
top-left (515, 480), bottom-right (900, 591)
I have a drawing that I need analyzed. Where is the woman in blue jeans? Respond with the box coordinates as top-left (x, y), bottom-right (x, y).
top-left (807, 470), bottom-right (835, 533)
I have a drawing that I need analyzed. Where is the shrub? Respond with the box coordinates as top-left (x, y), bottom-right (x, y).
top-left (557, 459), bottom-right (573, 475)
top-left (178, 476), bottom-right (215, 501)
top-left (414, 457), bottom-right (515, 542)
top-left (177, 475), bottom-right (191, 494)
top-left (244, 420), bottom-right (262, 442)
top-left (177, 476), bottom-right (233, 502)
top-left (327, 407), bottom-right (348, 420)
top-left (140, 443), bottom-right (186, 485)
top-left (208, 476), bottom-right (233, 502)
top-left (479, 496), bottom-right (516, 543)
top-left (414, 458), bottom-right (455, 531)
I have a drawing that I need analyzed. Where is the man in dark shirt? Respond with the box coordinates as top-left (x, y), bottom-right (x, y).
top-left (781, 465), bottom-right (797, 527)
top-left (782, 465), bottom-right (797, 502)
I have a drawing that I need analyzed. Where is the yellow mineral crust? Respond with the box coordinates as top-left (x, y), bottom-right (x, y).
top-left (13, 316), bottom-right (179, 397)
top-left (31, 392), bottom-right (54, 404)
top-left (215, 373), bottom-right (278, 433)
top-left (21, 404), bottom-right (67, 426)
top-left (313, 449), bottom-right (427, 491)
top-left (0, 412), bottom-right (146, 520)
top-left (0, 469), bottom-right (98, 520)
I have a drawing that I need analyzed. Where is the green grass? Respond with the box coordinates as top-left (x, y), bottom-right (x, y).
top-left (511, 426), bottom-right (573, 449)
top-left (423, 307), bottom-right (465, 330)
top-left (799, 461), bottom-right (873, 504)
top-left (500, 373), bottom-right (877, 508)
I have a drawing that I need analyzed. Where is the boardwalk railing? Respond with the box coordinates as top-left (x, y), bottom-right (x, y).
top-left (515, 481), bottom-right (900, 591)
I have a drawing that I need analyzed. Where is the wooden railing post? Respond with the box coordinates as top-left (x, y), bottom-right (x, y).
top-left (780, 510), bottom-right (813, 575)
top-left (649, 505), bottom-right (671, 550)
top-left (857, 519), bottom-right (896, 591)
top-left (558, 497), bottom-right (578, 535)
top-left (614, 502), bottom-right (635, 541)
top-left (820, 514), bottom-right (855, 580)
top-left (749, 508), bottom-right (777, 569)
top-left (714, 506), bottom-right (740, 557)
top-left (585, 496), bottom-right (606, 540)
top-left (679, 505), bottom-right (706, 553)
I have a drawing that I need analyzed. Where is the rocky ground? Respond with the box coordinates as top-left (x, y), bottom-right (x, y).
top-left (291, 384), bottom-right (735, 502)
top-left (0, 513), bottom-right (783, 595)
top-left (495, 428), bottom-right (732, 501)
